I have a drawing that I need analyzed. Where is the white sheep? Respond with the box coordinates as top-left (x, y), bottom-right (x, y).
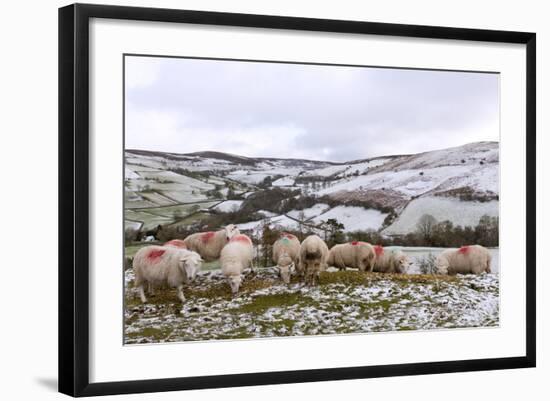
top-left (327, 241), bottom-right (375, 272)
top-left (164, 239), bottom-right (187, 249)
top-left (220, 234), bottom-right (254, 295)
top-left (133, 245), bottom-right (203, 304)
top-left (436, 245), bottom-right (492, 275)
top-left (299, 235), bottom-right (329, 286)
top-left (372, 246), bottom-right (410, 273)
top-left (272, 233), bottom-right (301, 284)
top-left (182, 224), bottom-right (239, 261)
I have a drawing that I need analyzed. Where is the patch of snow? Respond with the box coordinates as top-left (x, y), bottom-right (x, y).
top-left (383, 196), bottom-right (498, 236)
top-left (287, 203), bottom-right (331, 220)
top-left (272, 176), bottom-right (295, 186)
top-left (312, 206), bottom-right (388, 232)
top-left (257, 210), bottom-right (277, 217)
top-left (125, 167), bottom-right (140, 179)
top-left (213, 200), bottom-right (244, 213)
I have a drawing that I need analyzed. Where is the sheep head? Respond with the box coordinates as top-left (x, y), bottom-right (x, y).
top-left (435, 255), bottom-right (449, 275)
top-left (179, 251), bottom-right (203, 283)
top-left (395, 254), bottom-right (410, 273)
top-left (227, 274), bottom-right (243, 295)
top-left (277, 253), bottom-right (293, 284)
top-left (224, 224), bottom-right (240, 241)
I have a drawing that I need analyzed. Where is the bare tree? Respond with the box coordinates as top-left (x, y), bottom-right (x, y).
top-left (297, 210), bottom-right (307, 236)
top-left (416, 214), bottom-right (437, 244)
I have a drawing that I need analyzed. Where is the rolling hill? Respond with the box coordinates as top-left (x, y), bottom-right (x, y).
top-left (124, 141), bottom-right (498, 236)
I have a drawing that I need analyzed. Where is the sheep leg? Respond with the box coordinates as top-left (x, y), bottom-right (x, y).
top-left (247, 264), bottom-right (256, 276)
top-left (138, 285), bottom-right (147, 303)
top-left (148, 282), bottom-right (155, 296)
top-left (177, 285), bottom-right (186, 303)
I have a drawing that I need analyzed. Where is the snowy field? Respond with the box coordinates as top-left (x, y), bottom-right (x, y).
top-left (312, 206), bottom-right (388, 232)
top-left (383, 197), bottom-right (499, 236)
top-left (124, 248), bottom-right (500, 344)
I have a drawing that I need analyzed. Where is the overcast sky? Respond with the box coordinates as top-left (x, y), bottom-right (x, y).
top-left (125, 55), bottom-right (499, 162)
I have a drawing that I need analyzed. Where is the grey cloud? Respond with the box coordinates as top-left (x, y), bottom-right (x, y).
top-left (125, 56), bottom-right (499, 162)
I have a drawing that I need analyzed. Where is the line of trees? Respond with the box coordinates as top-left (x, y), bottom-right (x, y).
top-left (346, 214), bottom-right (499, 248)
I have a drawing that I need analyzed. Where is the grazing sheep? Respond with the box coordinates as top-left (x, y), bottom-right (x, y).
top-left (372, 246), bottom-right (409, 273)
top-left (221, 234), bottom-right (254, 295)
top-left (272, 233), bottom-right (301, 284)
top-left (435, 245), bottom-right (492, 275)
top-left (133, 245), bottom-right (203, 304)
top-left (299, 235), bottom-right (329, 286)
top-left (327, 241), bottom-right (375, 272)
top-left (182, 224), bottom-right (240, 261)
top-left (164, 239), bottom-right (187, 249)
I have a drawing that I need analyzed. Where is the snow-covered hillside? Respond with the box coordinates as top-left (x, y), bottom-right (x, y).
top-left (124, 141), bottom-right (498, 235)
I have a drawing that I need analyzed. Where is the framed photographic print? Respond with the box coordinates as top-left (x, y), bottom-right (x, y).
top-left (58, 3), bottom-right (536, 397)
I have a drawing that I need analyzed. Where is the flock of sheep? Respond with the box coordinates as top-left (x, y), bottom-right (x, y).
top-left (132, 224), bottom-right (492, 304)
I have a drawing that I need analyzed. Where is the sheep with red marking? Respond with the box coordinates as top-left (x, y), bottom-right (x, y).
top-left (221, 234), bottom-right (254, 295)
top-left (299, 235), bottom-right (329, 286)
top-left (164, 239), bottom-right (187, 249)
top-left (133, 245), bottom-right (203, 304)
top-left (435, 245), bottom-right (492, 275)
top-left (182, 224), bottom-right (240, 261)
top-left (372, 246), bottom-right (410, 273)
top-left (272, 233), bottom-right (301, 284)
top-left (327, 241), bottom-right (375, 272)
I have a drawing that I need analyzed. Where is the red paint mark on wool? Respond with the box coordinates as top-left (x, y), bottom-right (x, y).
top-left (374, 245), bottom-right (384, 256)
top-left (147, 249), bottom-right (166, 262)
top-left (458, 246), bottom-right (470, 254)
top-left (231, 234), bottom-right (251, 244)
top-left (164, 239), bottom-right (187, 248)
top-left (201, 232), bottom-right (215, 242)
top-left (282, 232), bottom-right (296, 239)
top-left (351, 241), bottom-right (359, 245)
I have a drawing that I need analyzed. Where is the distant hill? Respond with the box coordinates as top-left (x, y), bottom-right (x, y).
top-left (125, 141), bottom-right (498, 235)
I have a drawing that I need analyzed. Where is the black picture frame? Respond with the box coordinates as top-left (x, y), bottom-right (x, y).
top-left (59, 3), bottom-right (536, 397)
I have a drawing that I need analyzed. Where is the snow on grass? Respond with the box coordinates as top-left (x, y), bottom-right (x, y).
top-left (301, 164), bottom-right (347, 177)
top-left (226, 170), bottom-right (270, 185)
top-left (317, 165), bottom-right (477, 198)
top-left (270, 215), bottom-right (301, 230)
top-left (124, 210), bottom-right (175, 230)
top-left (140, 202), bottom-right (219, 218)
top-left (272, 176), bottom-right (295, 186)
top-left (300, 158), bottom-right (392, 179)
top-left (125, 163), bottom-right (162, 173)
top-left (125, 199), bottom-right (158, 209)
top-left (139, 171), bottom-right (214, 189)
top-left (236, 214), bottom-right (301, 234)
top-left (158, 190), bottom-right (209, 203)
top-left (139, 191), bottom-right (178, 207)
top-left (124, 268), bottom-right (499, 344)
top-left (287, 203), bottom-right (330, 220)
top-left (125, 220), bottom-right (142, 231)
top-left (383, 196), bottom-right (498, 236)
top-left (376, 141), bottom-right (498, 172)
top-left (125, 167), bottom-right (140, 179)
top-left (312, 206), bottom-right (388, 232)
top-left (257, 210), bottom-right (277, 218)
top-left (213, 200), bottom-right (244, 213)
